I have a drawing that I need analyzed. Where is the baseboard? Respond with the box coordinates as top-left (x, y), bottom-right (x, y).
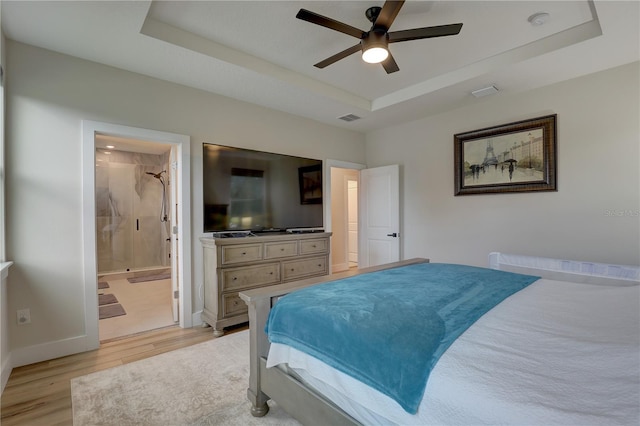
top-left (192, 310), bottom-right (205, 328)
top-left (1, 352), bottom-right (12, 394)
top-left (10, 334), bottom-right (99, 369)
top-left (332, 262), bottom-right (349, 273)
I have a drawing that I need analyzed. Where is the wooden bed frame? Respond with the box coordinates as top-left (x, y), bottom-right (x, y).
top-left (238, 254), bottom-right (639, 425)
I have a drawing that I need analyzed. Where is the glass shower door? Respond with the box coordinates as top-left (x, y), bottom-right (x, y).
top-left (96, 163), bottom-right (135, 273)
top-left (97, 161), bottom-right (167, 274)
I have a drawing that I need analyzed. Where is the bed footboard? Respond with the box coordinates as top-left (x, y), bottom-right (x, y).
top-left (239, 258), bottom-right (429, 423)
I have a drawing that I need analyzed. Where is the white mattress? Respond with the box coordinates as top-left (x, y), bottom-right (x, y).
top-left (267, 277), bottom-right (640, 425)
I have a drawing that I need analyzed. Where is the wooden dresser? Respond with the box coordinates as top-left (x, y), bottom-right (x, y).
top-left (200, 232), bottom-right (331, 336)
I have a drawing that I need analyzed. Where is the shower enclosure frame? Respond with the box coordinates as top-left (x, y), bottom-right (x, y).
top-left (96, 153), bottom-right (171, 275)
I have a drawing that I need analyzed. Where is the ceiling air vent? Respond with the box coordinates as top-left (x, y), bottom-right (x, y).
top-left (338, 114), bottom-right (362, 122)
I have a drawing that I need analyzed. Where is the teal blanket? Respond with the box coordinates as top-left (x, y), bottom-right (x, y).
top-left (265, 263), bottom-right (539, 414)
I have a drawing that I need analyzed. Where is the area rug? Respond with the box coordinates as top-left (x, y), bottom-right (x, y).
top-left (98, 293), bottom-right (118, 306)
top-left (99, 303), bottom-right (126, 320)
top-left (127, 272), bottom-right (171, 283)
top-left (71, 330), bottom-right (300, 426)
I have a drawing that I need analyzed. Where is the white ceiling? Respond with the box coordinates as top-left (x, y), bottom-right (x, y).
top-left (2, 1), bottom-right (639, 134)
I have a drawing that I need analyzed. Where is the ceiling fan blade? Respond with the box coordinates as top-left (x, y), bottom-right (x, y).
top-left (381, 53), bottom-right (400, 74)
top-left (388, 23), bottom-right (463, 43)
top-left (314, 43), bottom-right (362, 69)
top-left (296, 9), bottom-right (365, 39)
top-left (374, 1), bottom-right (405, 30)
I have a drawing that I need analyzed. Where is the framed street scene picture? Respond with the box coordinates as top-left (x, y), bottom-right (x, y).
top-left (454, 114), bottom-right (557, 195)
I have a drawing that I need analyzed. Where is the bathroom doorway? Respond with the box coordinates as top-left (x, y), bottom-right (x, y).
top-left (95, 136), bottom-right (175, 340)
top-left (82, 120), bottom-right (192, 349)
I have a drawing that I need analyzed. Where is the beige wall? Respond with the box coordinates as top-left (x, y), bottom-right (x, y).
top-left (0, 4), bottom-right (12, 391)
top-left (366, 61), bottom-right (640, 267)
top-left (4, 41), bottom-right (365, 360)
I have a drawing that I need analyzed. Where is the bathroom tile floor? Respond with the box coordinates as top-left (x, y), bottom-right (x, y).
top-left (98, 276), bottom-right (175, 341)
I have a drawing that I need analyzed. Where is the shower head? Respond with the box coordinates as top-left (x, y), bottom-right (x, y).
top-left (146, 171), bottom-right (166, 180)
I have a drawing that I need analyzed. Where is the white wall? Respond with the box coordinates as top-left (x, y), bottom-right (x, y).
top-left (366, 61), bottom-right (640, 267)
top-left (1, 264), bottom-right (11, 392)
top-left (0, 3), bottom-right (12, 392)
top-left (4, 41), bottom-right (365, 364)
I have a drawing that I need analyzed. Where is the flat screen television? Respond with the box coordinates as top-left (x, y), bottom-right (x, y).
top-left (203, 144), bottom-right (323, 233)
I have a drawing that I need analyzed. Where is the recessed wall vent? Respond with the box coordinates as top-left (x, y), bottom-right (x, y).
top-left (338, 114), bottom-right (362, 122)
top-left (471, 85), bottom-right (499, 98)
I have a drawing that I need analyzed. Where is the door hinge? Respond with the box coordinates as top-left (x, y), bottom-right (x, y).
top-left (173, 290), bottom-right (179, 299)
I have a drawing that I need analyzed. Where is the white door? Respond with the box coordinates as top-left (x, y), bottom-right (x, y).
top-left (358, 165), bottom-right (400, 267)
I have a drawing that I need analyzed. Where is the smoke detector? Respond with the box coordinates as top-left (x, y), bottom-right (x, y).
top-left (528, 12), bottom-right (550, 26)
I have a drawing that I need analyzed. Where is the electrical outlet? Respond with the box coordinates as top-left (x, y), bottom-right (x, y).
top-left (17, 308), bottom-right (31, 325)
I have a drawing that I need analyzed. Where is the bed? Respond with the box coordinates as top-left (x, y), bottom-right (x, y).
top-left (238, 253), bottom-right (640, 425)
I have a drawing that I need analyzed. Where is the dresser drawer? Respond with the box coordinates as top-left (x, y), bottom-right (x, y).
top-left (299, 238), bottom-right (329, 255)
top-left (220, 243), bottom-right (262, 265)
top-left (222, 292), bottom-right (248, 317)
top-left (221, 263), bottom-right (280, 291)
top-left (282, 256), bottom-right (328, 281)
top-left (264, 241), bottom-right (298, 259)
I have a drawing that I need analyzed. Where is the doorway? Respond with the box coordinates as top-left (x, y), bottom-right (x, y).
top-left (327, 161), bottom-right (400, 272)
top-left (82, 121), bottom-right (192, 350)
top-left (95, 137), bottom-right (175, 340)
top-left (330, 166), bottom-right (360, 272)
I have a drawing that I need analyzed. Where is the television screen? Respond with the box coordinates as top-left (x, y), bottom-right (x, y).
top-left (203, 144), bottom-right (323, 233)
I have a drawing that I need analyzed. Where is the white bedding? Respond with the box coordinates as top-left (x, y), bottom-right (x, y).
top-left (267, 277), bottom-right (640, 425)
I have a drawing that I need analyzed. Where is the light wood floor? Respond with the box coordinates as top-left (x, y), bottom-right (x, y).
top-left (0, 324), bottom-right (241, 425)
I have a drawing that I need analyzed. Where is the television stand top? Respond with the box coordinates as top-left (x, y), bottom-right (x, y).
top-left (286, 227), bottom-right (325, 234)
top-left (211, 230), bottom-right (255, 238)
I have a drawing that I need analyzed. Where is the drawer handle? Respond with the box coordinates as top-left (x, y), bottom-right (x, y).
top-left (318, 264), bottom-right (322, 267)
top-left (280, 248), bottom-right (285, 251)
top-left (232, 277), bottom-right (237, 281)
top-left (291, 268), bottom-right (295, 272)
top-left (311, 244), bottom-right (316, 248)
top-left (241, 252), bottom-right (247, 255)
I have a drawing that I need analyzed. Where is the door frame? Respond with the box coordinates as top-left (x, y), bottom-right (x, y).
top-left (325, 159), bottom-right (365, 272)
top-left (82, 121), bottom-right (192, 348)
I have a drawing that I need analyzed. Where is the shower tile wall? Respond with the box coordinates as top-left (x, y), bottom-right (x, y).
top-left (96, 149), bottom-right (171, 274)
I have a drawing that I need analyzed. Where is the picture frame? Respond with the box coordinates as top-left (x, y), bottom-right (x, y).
top-left (454, 114), bottom-right (557, 195)
top-left (298, 164), bottom-right (322, 204)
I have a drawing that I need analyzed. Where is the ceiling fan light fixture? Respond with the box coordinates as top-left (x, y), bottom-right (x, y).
top-left (361, 32), bottom-right (389, 64)
top-left (297, 1), bottom-right (464, 73)
top-left (362, 46), bottom-right (389, 63)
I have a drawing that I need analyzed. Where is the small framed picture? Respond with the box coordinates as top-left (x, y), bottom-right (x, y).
top-left (298, 165), bottom-right (322, 204)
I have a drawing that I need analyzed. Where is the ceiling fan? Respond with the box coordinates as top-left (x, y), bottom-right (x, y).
top-left (296, 0), bottom-right (463, 74)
